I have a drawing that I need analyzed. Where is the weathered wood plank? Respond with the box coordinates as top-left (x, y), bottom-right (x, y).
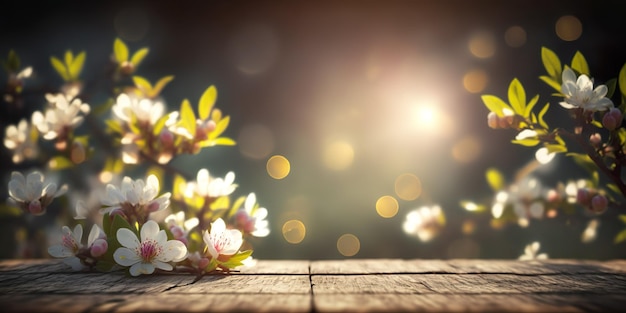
top-left (171, 274), bottom-right (311, 294)
top-left (0, 294), bottom-right (312, 312)
top-left (313, 294), bottom-right (625, 312)
top-left (237, 260), bottom-right (310, 274)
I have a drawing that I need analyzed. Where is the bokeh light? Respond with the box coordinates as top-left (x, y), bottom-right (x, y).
top-left (403, 205), bottom-right (446, 242)
top-left (394, 173), bottom-right (422, 201)
top-left (468, 30), bottom-right (496, 59)
top-left (337, 234), bottom-right (360, 257)
top-left (266, 155), bottom-right (290, 179)
top-left (322, 140), bottom-right (355, 171)
top-left (282, 219), bottom-right (306, 244)
top-left (462, 69), bottom-right (488, 94)
top-left (375, 195), bottom-right (399, 218)
top-left (504, 26), bottom-right (527, 48)
top-left (555, 15), bottom-right (582, 41)
top-left (238, 124), bottom-right (275, 159)
top-left (451, 135), bottom-right (482, 163)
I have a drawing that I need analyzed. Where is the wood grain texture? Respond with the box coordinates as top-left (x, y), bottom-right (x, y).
top-left (2, 259), bottom-right (626, 312)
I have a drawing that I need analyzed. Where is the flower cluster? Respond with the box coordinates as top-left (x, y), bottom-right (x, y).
top-left (2, 38), bottom-right (269, 276)
top-left (469, 46), bottom-right (626, 248)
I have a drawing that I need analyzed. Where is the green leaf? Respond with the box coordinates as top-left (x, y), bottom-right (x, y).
top-left (614, 229), bottom-right (626, 244)
top-left (50, 56), bottom-right (70, 81)
top-left (511, 138), bottom-right (540, 146)
top-left (6, 50), bottom-right (20, 71)
top-left (113, 38), bottom-right (129, 63)
top-left (64, 50), bottom-right (73, 69)
top-left (132, 76), bottom-right (152, 92)
top-left (539, 76), bottom-right (562, 93)
top-left (130, 47), bottom-right (149, 67)
top-left (524, 94), bottom-right (540, 118)
top-left (152, 113), bottom-right (172, 136)
top-left (537, 103), bottom-right (550, 129)
top-left (180, 99), bottom-right (197, 137)
top-left (485, 168), bottom-right (504, 191)
top-left (571, 51), bottom-right (589, 75)
top-left (209, 115), bottom-right (230, 139)
top-left (545, 143), bottom-right (567, 154)
top-left (95, 260), bottom-right (117, 272)
top-left (619, 214), bottom-right (626, 224)
top-left (541, 47), bottom-right (561, 79)
top-left (69, 51), bottom-right (85, 79)
top-left (219, 250), bottom-right (253, 269)
top-left (507, 78), bottom-right (526, 115)
top-left (605, 78), bottom-right (617, 99)
top-left (481, 95), bottom-right (512, 117)
top-left (619, 62), bottom-right (626, 98)
top-left (102, 213), bottom-right (112, 239)
top-left (48, 156), bottom-right (73, 170)
top-left (199, 85), bottom-right (217, 120)
top-left (567, 152), bottom-right (597, 174)
top-left (151, 75), bottom-right (174, 98)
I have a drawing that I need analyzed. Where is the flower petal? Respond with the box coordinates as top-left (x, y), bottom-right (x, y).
top-left (160, 240), bottom-right (188, 262)
top-left (117, 228), bottom-right (140, 249)
top-left (129, 262), bottom-right (155, 276)
top-left (114, 247), bottom-right (141, 266)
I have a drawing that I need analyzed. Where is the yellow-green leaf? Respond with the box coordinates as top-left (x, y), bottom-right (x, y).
top-left (539, 76), bottom-right (562, 93)
top-left (541, 47), bottom-right (561, 79)
top-left (114, 38), bottom-right (129, 63)
top-left (69, 51), bottom-right (86, 79)
top-left (619, 62), bottom-right (626, 98)
top-left (132, 76), bottom-right (152, 93)
top-left (48, 156), bottom-right (73, 170)
top-left (209, 115), bottom-right (230, 139)
top-left (508, 78), bottom-right (526, 115)
top-left (180, 99), bottom-right (196, 136)
top-left (614, 229), bottom-right (626, 244)
top-left (481, 95), bottom-right (512, 117)
top-left (511, 138), bottom-right (540, 146)
top-left (199, 85), bottom-right (217, 120)
top-left (151, 75), bottom-right (174, 98)
top-left (619, 214), bottom-right (626, 224)
top-left (50, 56), bottom-right (70, 81)
top-left (130, 47), bottom-right (149, 67)
top-left (571, 51), bottom-right (589, 76)
top-left (485, 168), bottom-right (504, 191)
top-left (524, 94), bottom-right (540, 118)
top-left (537, 103), bottom-right (550, 129)
top-left (545, 143), bottom-right (567, 154)
top-left (64, 50), bottom-right (73, 69)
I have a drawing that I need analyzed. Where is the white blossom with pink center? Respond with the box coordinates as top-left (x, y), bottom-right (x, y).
top-left (234, 192), bottom-right (270, 237)
top-left (203, 218), bottom-right (243, 259)
top-left (113, 220), bottom-right (188, 276)
top-left (48, 224), bottom-right (106, 270)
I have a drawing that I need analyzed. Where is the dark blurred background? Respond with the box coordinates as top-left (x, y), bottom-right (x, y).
top-left (2, 0), bottom-right (626, 260)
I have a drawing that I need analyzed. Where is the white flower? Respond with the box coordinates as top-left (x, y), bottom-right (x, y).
top-left (519, 241), bottom-right (548, 260)
top-left (509, 177), bottom-right (545, 224)
top-left (560, 68), bottom-right (613, 112)
top-left (48, 224), bottom-right (105, 270)
top-left (203, 218), bottom-right (243, 259)
top-left (101, 174), bottom-right (171, 223)
top-left (8, 171), bottom-right (67, 215)
top-left (234, 193), bottom-right (270, 237)
top-left (185, 169), bottom-right (237, 199)
top-left (164, 211), bottom-right (199, 244)
top-left (112, 93), bottom-right (165, 125)
top-left (3, 118), bottom-right (38, 163)
top-left (402, 205), bottom-right (445, 242)
top-left (31, 93), bottom-right (90, 140)
top-left (113, 220), bottom-right (188, 276)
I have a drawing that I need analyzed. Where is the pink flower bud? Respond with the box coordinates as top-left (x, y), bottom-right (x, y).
top-left (28, 200), bottom-right (44, 215)
top-left (590, 195), bottom-right (608, 213)
top-left (487, 112), bottom-right (498, 129)
top-left (146, 201), bottom-right (161, 213)
top-left (159, 129), bottom-right (175, 147)
top-left (602, 108), bottom-right (622, 131)
top-left (90, 238), bottom-right (108, 257)
top-left (109, 208), bottom-right (127, 220)
top-left (170, 225), bottom-right (185, 239)
top-left (198, 257), bottom-right (210, 270)
top-left (546, 189), bottom-right (561, 203)
top-left (576, 189), bottom-right (591, 206)
top-left (589, 133), bottom-right (602, 148)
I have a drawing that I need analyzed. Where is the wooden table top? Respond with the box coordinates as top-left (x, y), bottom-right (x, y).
top-left (1, 258), bottom-right (626, 312)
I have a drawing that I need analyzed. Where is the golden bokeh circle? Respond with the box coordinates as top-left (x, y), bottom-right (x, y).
top-left (555, 15), bottom-right (582, 41)
top-left (376, 195), bottom-right (399, 218)
top-left (282, 219), bottom-right (306, 244)
top-left (394, 173), bottom-right (422, 201)
top-left (267, 155), bottom-right (291, 179)
top-left (337, 234), bottom-right (360, 257)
